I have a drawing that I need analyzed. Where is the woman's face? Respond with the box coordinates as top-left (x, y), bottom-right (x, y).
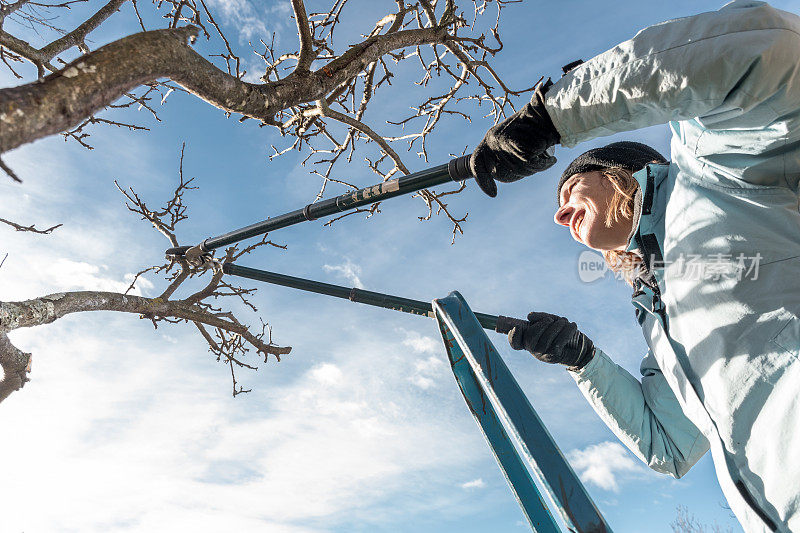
top-left (553, 171), bottom-right (634, 251)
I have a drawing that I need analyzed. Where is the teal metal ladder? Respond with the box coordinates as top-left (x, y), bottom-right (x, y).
top-left (223, 264), bottom-right (611, 532)
top-left (434, 292), bottom-right (611, 533)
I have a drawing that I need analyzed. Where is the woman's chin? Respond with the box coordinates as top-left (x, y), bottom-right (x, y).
top-left (580, 230), bottom-right (599, 250)
top-left (581, 226), bottom-right (627, 252)
top-left (583, 236), bottom-right (614, 253)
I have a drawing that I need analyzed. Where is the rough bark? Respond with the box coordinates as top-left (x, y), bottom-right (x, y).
top-left (0, 23), bottom-right (447, 153)
top-left (0, 332), bottom-right (30, 402)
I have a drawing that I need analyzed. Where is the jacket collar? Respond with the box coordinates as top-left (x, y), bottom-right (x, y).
top-left (625, 163), bottom-right (669, 261)
top-left (624, 163), bottom-right (673, 296)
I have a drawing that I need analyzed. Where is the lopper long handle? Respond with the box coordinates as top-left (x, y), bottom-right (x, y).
top-left (222, 263), bottom-right (500, 331)
top-left (167, 155), bottom-right (473, 257)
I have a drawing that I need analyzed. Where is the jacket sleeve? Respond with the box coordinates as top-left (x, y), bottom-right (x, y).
top-left (546, 1), bottom-right (800, 148)
top-left (570, 349), bottom-right (709, 478)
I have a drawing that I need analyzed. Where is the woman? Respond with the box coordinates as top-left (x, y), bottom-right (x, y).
top-left (474, 2), bottom-right (800, 531)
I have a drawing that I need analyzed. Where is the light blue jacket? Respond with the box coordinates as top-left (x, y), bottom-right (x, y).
top-left (544, 2), bottom-right (800, 531)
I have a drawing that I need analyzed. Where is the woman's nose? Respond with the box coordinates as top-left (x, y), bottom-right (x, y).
top-left (554, 205), bottom-right (573, 227)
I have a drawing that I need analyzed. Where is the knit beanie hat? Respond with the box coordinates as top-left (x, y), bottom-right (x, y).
top-left (557, 141), bottom-right (667, 204)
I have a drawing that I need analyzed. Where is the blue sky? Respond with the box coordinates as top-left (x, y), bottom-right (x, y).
top-left (3, 0), bottom-right (800, 531)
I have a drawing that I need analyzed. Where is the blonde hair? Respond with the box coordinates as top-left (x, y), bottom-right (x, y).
top-left (598, 167), bottom-right (643, 285)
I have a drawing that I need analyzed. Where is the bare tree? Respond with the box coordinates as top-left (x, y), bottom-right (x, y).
top-left (1, 143), bottom-right (291, 402)
top-left (0, 0), bottom-right (533, 402)
top-left (671, 505), bottom-right (734, 533)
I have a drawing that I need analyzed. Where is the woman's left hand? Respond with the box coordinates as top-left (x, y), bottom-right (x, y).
top-left (495, 311), bottom-right (595, 370)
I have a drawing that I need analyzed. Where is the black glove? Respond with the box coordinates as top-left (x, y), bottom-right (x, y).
top-left (470, 79), bottom-right (560, 197)
top-left (495, 311), bottom-right (594, 370)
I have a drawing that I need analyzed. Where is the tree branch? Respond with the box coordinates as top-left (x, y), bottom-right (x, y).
top-left (1, 22), bottom-right (449, 153)
top-left (0, 291), bottom-right (290, 357)
top-left (315, 98), bottom-right (410, 175)
top-left (290, 0), bottom-right (314, 71)
top-left (0, 0), bottom-right (129, 76)
top-left (0, 216), bottom-right (62, 234)
top-left (40, 0), bottom-right (128, 61)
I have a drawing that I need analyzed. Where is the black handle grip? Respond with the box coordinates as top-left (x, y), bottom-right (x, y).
top-left (447, 154), bottom-right (474, 182)
top-left (495, 315), bottom-right (529, 335)
top-left (165, 245), bottom-right (192, 257)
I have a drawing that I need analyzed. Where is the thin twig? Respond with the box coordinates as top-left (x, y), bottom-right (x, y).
top-left (0, 217), bottom-right (62, 234)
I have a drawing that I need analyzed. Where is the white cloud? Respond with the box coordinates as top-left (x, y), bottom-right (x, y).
top-left (204, 0), bottom-right (270, 42)
top-left (401, 330), bottom-right (440, 354)
top-left (397, 330), bottom-right (448, 390)
top-left (309, 362), bottom-right (343, 385)
top-left (322, 259), bottom-right (364, 288)
top-left (0, 309), bottom-right (489, 531)
top-left (409, 355), bottom-right (447, 390)
top-left (1, 253), bottom-right (152, 299)
top-left (411, 375), bottom-right (436, 389)
top-left (46, 258), bottom-right (152, 294)
top-left (240, 68), bottom-right (266, 84)
top-left (269, 1), bottom-right (292, 16)
top-left (461, 478), bottom-right (486, 489)
top-left (567, 441), bottom-right (648, 492)
top-left (414, 355), bottom-right (444, 373)
top-left (124, 272), bottom-right (155, 294)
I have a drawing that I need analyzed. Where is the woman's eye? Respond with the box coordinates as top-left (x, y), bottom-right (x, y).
top-left (562, 179), bottom-right (579, 204)
top-left (568, 182), bottom-right (577, 197)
